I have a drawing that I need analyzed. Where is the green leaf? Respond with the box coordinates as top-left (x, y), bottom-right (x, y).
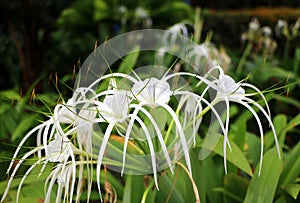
top-left (222, 173), bottom-right (248, 203)
top-left (284, 184), bottom-right (300, 199)
top-left (1, 112), bottom-right (17, 135)
top-left (0, 165), bottom-right (52, 202)
top-left (284, 113), bottom-right (300, 132)
top-left (279, 141), bottom-right (300, 187)
top-left (122, 175), bottom-right (133, 203)
top-left (0, 165), bottom-right (50, 191)
top-left (123, 175), bottom-right (144, 203)
top-left (201, 133), bottom-right (253, 176)
top-left (12, 114), bottom-right (39, 141)
top-left (264, 114), bottom-right (287, 150)
top-left (244, 133), bottom-right (261, 168)
top-left (213, 187), bottom-right (243, 202)
top-left (6, 197), bottom-right (45, 203)
top-left (274, 196), bottom-right (287, 203)
top-left (152, 2), bottom-right (193, 24)
top-left (93, 0), bottom-right (108, 21)
top-left (201, 154), bottom-right (223, 203)
top-left (244, 148), bottom-right (282, 203)
top-left (118, 46), bottom-right (140, 74)
top-left (231, 118), bottom-right (246, 151)
top-left (151, 107), bottom-right (167, 131)
top-left (255, 65), bottom-right (299, 82)
top-left (157, 172), bottom-right (185, 203)
top-left (274, 114), bottom-right (287, 145)
top-left (273, 94), bottom-right (300, 109)
top-left (0, 90), bottom-right (20, 101)
top-left (190, 148), bottom-right (207, 203)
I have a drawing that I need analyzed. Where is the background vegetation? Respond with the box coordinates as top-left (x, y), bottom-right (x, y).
top-left (0, 0), bottom-right (299, 202)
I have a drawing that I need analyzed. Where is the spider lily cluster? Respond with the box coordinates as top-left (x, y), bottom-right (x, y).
top-left (159, 23), bottom-right (231, 72)
top-left (1, 61), bottom-right (281, 202)
top-left (241, 18), bottom-right (277, 56)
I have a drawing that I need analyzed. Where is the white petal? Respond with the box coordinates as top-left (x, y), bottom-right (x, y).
top-left (132, 78), bottom-right (171, 106)
top-left (46, 134), bottom-right (70, 162)
top-left (96, 123), bottom-right (114, 202)
top-left (97, 90), bottom-right (129, 123)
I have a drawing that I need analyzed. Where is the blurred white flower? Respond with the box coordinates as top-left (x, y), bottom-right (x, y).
top-left (134, 7), bottom-right (152, 28)
top-left (186, 44), bottom-right (209, 70)
top-left (249, 18), bottom-right (260, 31)
top-left (118, 5), bottom-right (127, 13)
top-left (242, 18), bottom-right (277, 56)
top-left (261, 26), bottom-right (272, 37)
top-left (162, 23), bottom-right (190, 48)
top-left (275, 19), bottom-right (288, 37)
top-left (276, 17), bottom-right (300, 40)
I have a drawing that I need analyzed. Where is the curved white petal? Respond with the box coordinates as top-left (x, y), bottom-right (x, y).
top-left (46, 134), bottom-right (71, 162)
top-left (96, 90), bottom-right (129, 123)
top-left (96, 123), bottom-right (114, 202)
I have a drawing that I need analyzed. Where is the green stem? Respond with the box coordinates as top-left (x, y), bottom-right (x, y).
top-left (164, 101), bottom-right (183, 144)
top-left (141, 177), bottom-right (155, 203)
top-left (176, 161), bottom-right (200, 203)
top-left (184, 99), bottom-right (219, 130)
top-left (284, 40), bottom-right (291, 62)
top-left (293, 47), bottom-right (300, 73)
top-left (236, 43), bottom-right (252, 77)
top-left (194, 7), bottom-right (202, 44)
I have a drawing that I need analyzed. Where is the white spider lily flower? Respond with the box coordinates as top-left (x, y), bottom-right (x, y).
top-left (203, 66), bottom-right (281, 175)
top-left (82, 73), bottom-right (172, 196)
top-left (45, 162), bottom-right (76, 203)
top-left (164, 66), bottom-right (280, 175)
top-left (179, 95), bottom-right (203, 146)
top-left (68, 87), bottom-right (98, 153)
top-left (125, 77), bottom-right (173, 169)
top-left (46, 134), bottom-right (71, 162)
top-left (186, 43), bottom-right (231, 73)
top-left (169, 23), bottom-right (189, 37)
top-left (5, 97), bottom-right (76, 175)
top-left (275, 17), bottom-right (300, 40)
top-left (156, 47), bottom-right (167, 65)
top-left (1, 87), bottom-right (90, 203)
top-left (1, 127), bottom-right (78, 203)
top-left (215, 74), bottom-right (245, 101)
top-left (98, 90), bottom-right (130, 123)
top-left (135, 7), bottom-right (148, 19)
top-left (131, 77), bottom-right (171, 106)
top-left (157, 24), bottom-right (190, 64)
top-left (57, 99), bottom-right (76, 123)
top-left (94, 83), bottom-right (174, 196)
top-left (94, 90), bottom-right (130, 201)
top-left (125, 77), bottom-right (191, 176)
